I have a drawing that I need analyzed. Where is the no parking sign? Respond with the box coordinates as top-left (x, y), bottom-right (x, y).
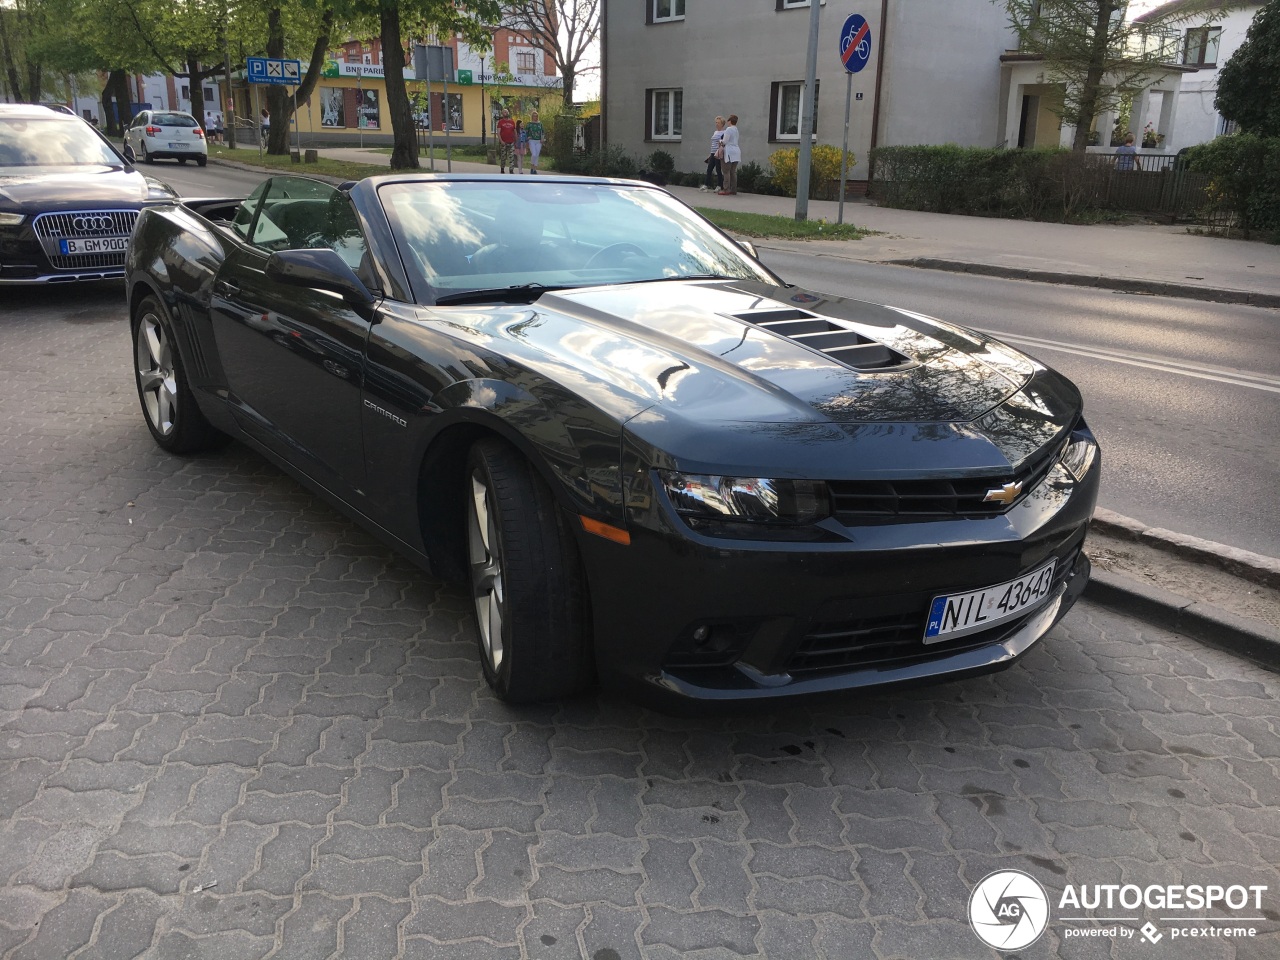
top-left (839, 14), bottom-right (872, 74)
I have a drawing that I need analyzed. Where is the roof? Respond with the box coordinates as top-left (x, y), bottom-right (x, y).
top-left (0, 104), bottom-right (79, 120)
top-left (1132, 0), bottom-right (1261, 25)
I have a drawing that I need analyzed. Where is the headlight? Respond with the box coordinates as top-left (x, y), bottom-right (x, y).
top-left (0, 212), bottom-right (24, 226)
top-left (659, 471), bottom-right (831, 524)
top-left (1059, 434), bottom-right (1098, 482)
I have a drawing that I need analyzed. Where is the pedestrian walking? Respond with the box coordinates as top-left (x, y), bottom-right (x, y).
top-left (514, 119), bottom-right (527, 173)
top-left (526, 110), bottom-right (544, 174)
top-left (718, 114), bottom-right (740, 195)
top-left (496, 109), bottom-right (517, 174)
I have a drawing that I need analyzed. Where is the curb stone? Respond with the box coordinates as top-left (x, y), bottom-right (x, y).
top-left (1092, 507), bottom-right (1280, 590)
top-left (883, 257), bottom-right (1280, 309)
top-left (1083, 569), bottom-right (1280, 671)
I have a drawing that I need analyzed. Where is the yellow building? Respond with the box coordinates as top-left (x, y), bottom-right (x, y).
top-left (227, 59), bottom-right (559, 145)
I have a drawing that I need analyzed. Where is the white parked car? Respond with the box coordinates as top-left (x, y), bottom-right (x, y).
top-left (123, 110), bottom-right (208, 166)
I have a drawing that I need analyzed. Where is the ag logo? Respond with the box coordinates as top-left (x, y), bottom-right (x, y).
top-left (968, 869), bottom-right (1049, 950)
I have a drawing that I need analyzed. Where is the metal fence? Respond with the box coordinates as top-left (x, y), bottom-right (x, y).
top-left (1093, 152), bottom-right (1214, 219)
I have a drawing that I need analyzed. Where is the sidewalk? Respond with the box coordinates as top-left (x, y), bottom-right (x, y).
top-left (300, 145), bottom-right (1280, 307)
top-left (663, 184), bottom-right (1280, 308)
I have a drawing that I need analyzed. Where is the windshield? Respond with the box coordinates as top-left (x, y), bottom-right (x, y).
top-left (378, 179), bottom-right (777, 302)
top-left (0, 116), bottom-right (122, 169)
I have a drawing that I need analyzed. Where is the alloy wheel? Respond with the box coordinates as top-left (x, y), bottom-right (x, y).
top-left (136, 311), bottom-right (177, 436)
top-left (467, 472), bottom-right (505, 672)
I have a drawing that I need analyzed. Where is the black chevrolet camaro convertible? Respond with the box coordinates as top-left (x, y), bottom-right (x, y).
top-left (124, 173), bottom-right (1100, 706)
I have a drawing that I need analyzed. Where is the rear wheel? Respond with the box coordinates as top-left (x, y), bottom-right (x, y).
top-left (131, 296), bottom-right (224, 454)
top-left (466, 438), bottom-right (592, 702)
top-left (141, 142), bottom-right (154, 164)
top-left (196, 155), bottom-right (207, 167)
top-left (178, 156), bottom-right (188, 165)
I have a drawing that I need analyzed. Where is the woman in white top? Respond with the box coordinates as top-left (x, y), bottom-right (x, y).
top-left (702, 116), bottom-right (725, 192)
top-left (718, 114), bottom-right (741, 195)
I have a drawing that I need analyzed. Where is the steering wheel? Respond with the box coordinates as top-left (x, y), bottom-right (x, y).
top-left (585, 242), bottom-right (647, 269)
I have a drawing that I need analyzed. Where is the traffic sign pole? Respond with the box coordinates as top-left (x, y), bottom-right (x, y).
top-left (839, 71), bottom-right (852, 225)
top-left (836, 14), bottom-right (874, 225)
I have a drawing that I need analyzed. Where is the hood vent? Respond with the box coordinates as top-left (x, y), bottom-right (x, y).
top-left (734, 308), bottom-right (912, 372)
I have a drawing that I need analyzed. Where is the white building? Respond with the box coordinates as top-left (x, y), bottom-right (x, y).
top-left (602, 0), bottom-right (1202, 178)
top-left (1135, 0), bottom-right (1266, 152)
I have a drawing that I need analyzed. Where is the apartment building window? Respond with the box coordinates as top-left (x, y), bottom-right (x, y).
top-left (778, 0), bottom-right (826, 9)
top-left (1183, 25), bottom-right (1222, 66)
top-left (770, 80), bottom-right (818, 141)
top-left (647, 88), bottom-right (683, 140)
top-left (516, 51), bottom-right (537, 73)
top-left (648, 0), bottom-right (685, 23)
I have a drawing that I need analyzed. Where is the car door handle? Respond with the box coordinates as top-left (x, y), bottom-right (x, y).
top-left (215, 279), bottom-right (241, 296)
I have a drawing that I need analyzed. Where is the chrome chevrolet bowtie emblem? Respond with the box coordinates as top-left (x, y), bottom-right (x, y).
top-left (983, 481), bottom-right (1023, 505)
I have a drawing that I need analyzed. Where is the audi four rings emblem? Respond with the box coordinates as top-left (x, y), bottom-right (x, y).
top-left (73, 216), bottom-right (114, 232)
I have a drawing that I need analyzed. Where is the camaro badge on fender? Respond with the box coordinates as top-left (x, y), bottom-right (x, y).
top-left (983, 481), bottom-right (1023, 505)
top-left (364, 398), bottom-right (407, 427)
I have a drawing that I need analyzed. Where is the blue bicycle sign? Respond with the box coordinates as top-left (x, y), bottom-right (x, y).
top-left (839, 14), bottom-right (873, 74)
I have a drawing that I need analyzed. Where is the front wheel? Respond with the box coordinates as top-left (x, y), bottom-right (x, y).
top-left (132, 296), bottom-right (225, 454)
top-left (466, 438), bottom-right (592, 702)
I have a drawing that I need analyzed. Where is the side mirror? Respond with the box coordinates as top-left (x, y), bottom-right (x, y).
top-left (737, 239), bottom-right (759, 260)
top-left (266, 248), bottom-right (375, 306)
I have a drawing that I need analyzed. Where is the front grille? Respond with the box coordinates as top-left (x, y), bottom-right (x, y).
top-left (784, 547), bottom-right (1080, 676)
top-left (32, 209), bottom-right (137, 270)
top-left (828, 439), bottom-right (1065, 522)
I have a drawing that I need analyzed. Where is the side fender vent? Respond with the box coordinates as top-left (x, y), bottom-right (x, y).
top-left (734, 308), bottom-right (913, 371)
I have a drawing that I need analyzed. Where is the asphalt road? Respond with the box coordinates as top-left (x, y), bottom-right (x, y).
top-left (122, 161), bottom-right (1280, 558)
top-left (758, 249), bottom-right (1280, 560)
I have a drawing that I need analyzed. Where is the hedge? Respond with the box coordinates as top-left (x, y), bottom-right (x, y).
top-left (869, 145), bottom-right (1115, 221)
top-left (1186, 134), bottom-right (1280, 241)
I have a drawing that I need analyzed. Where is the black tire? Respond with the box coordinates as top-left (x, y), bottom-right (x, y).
top-left (465, 438), bottom-right (592, 702)
top-left (123, 143), bottom-right (136, 163)
top-left (142, 143), bottom-right (154, 164)
top-left (178, 157), bottom-right (188, 165)
top-left (131, 295), bottom-right (225, 454)
top-left (196, 155), bottom-right (207, 167)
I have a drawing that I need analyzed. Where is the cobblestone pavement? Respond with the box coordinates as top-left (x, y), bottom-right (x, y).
top-left (2, 288), bottom-right (1278, 960)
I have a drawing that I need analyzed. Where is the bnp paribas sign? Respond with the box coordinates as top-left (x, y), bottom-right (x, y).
top-left (320, 59), bottom-right (414, 80)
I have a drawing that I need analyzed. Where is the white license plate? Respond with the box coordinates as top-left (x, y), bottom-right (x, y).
top-left (924, 559), bottom-right (1057, 643)
top-left (60, 236), bottom-right (130, 255)
top-left (168, 142), bottom-right (185, 149)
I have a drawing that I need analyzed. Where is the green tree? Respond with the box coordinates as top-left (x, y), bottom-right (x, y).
top-left (500, 0), bottom-right (600, 107)
top-left (1216, 0), bottom-right (1280, 137)
top-left (331, 0), bottom-right (500, 169)
top-left (0, 0), bottom-right (52, 102)
top-left (260, 4), bottom-right (337, 155)
top-left (998, 0), bottom-right (1244, 151)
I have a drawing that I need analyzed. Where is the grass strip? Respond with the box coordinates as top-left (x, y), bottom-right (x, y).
top-left (695, 208), bottom-right (871, 240)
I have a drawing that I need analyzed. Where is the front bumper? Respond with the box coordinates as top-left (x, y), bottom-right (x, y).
top-left (579, 459), bottom-right (1098, 708)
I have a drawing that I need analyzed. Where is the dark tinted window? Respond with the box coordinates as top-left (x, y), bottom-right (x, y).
top-left (0, 116), bottom-right (121, 168)
top-left (152, 113), bottom-right (198, 127)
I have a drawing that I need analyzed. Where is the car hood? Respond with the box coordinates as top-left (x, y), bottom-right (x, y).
top-left (537, 279), bottom-right (1039, 423)
top-left (436, 279), bottom-right (1082, 476)
top-left (0, 166), bottom-right (172, 209)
